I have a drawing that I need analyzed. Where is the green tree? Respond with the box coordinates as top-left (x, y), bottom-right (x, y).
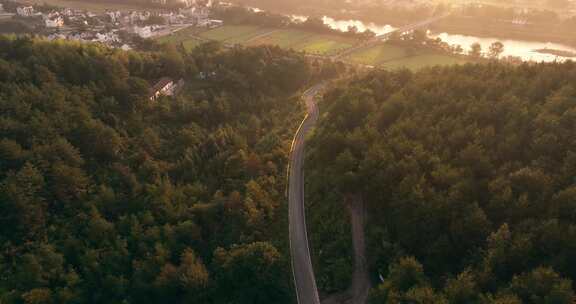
top-left (469, 42), bottom-right (482, 58)
top-left (214, 242), bottom-right (289, 304)
top-left (387, 257), bottom-right (428, 292)
top-left (488, 42), bottom-right (505, 59)
top-left (509, 267), bottom-right (574, 304)
top-left (444, 270), bottom-right (479, 304)
top-left (178, 248), bottom-right (209, 289)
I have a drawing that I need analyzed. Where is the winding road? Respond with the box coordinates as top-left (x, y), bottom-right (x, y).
top-left (288, 84), bottom-right (324, 304)
top-left (289, 84), bottom-right (371, 304)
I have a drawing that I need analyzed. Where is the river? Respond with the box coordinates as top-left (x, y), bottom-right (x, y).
top-left (319, 16), bottom-right (576, 62)
top-left (248, 5), bottom-right (576, 62)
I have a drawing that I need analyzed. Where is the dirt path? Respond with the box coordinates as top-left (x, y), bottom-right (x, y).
top-left (348, 195), bottom-right (371, 304)
top-left (321, 195), bottom-right (370, 304)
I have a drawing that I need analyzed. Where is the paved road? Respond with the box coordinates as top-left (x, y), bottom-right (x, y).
top-left (289, 84), bottom-right (324, 304)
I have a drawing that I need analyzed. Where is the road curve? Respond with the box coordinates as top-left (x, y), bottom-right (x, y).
top-left (289, 84), bottom-right (324, 304)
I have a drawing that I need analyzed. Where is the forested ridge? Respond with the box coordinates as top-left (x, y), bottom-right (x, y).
top-left (0, 36), bottom-right (327, 303)
top-left (307, 62), bottom-right (576, 303)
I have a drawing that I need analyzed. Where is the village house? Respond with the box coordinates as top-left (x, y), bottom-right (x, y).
top-left (61, 8), bottom-right (74, 17)
top-left (190, 6), bottom-right (209, 24)
top-left (16, 6), bottom-right (35, 17)
top-left (207, 19), bottom-right (223, 28)
top-left (149, 77), bottom-right (178, 101)
top-left (131, 25), bottom-right (153, 38)
top-left (95, 32), bottom-right (120, 44)
top-left (0, 4), bottom-right (4, 12)
top-left (159, 12), bottom-right (187, 24)
top-left (180, 0), bottom-right (195, 7)
top-left (45, 15), bottom-right (64, 28)
top-left (68, 31), bottom-right (97, 41)
top-left (122, 11), bottom-right (151, 25)
top-left (106, 10), bottom-right (122, 23)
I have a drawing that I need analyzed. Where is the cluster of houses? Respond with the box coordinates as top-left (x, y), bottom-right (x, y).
top-left (6, 1), bottom-right (223, 48)
top-left (15, 5), bottom-right (98, 28)
top-left (13, 3), bottom-right (221, 30)
top-left (125, 6), bottom-right (222, 38)
top-left (46, 31), bottom-right (129, 50)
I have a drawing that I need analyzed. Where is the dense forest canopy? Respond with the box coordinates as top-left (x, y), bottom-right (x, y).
top-left (0, 36), bottom-right (338, 303)
top-left (307, 62), bottom-right (576, 303)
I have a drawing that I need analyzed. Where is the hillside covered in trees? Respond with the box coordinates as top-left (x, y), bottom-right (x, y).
top-left (0, 36), bottom-right (334, 303)
top-left (307, 62), bottom-right (576, 303)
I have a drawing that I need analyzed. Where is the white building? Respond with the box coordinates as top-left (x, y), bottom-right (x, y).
top-left (189, 6), bottom-right (210, 26)
top-left (16, 6), bottom-right (35, 17)
top-left (95, 32), bottom-right (119, 43)
top-left (0, 4), bottom-right (4, 12)
top-left (45, 16), bottom-right (64, 27)
top-left (123, 11), bottom-right (151, 24)
top-left (106, 11), bottom-right (121, 23)
top-left (61, 8), bottom-right (74, 17)
top-left (149, 77), bottom-right (176, 101)
top-left (132, 25), bottom-right (152, 38)
top-left (208, 19), bottom-right (223, 28)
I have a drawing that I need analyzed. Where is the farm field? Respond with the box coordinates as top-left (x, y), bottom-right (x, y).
top-left (155, 27), bottom-right (203, 44)
top-left (190, 25), bottom-right (358, 56)
top-left (381, 53), bottom-right (470, 70)
top-left (347, 43), bottom-right (471, 69)
top-left (346, 44), bottom-right (407, 66)
top-left (157, 24), bottom-right (470, 70)
top-left (198, 25), bottom-right (272, 43)
top-left (247, 29), bottom-right (356, 56)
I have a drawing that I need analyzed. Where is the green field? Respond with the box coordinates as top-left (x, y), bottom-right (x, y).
top-left (155, 27), bottom-right (201, 44)
top-left (181, 39), bottom-right (204, 52)
top-left (194, 25), bottom-right (357, 56)
top-left (380, 54), bottom-right (470, 70)
top-left (247, 29), bottom-right (356, 56)
top-left (247, 29), bottom-right (313, 48)
top-left (347, 43), bottom-right (471, 70)
top-left (347, 44), bottom-right (407, 66)
top-left (157, 24), bottom-right (470, 70)
top-left (198, 25), bottom-right (271, 43)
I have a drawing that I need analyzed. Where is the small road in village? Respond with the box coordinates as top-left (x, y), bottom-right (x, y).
top-left (288, 84), bottom-right (324, 304)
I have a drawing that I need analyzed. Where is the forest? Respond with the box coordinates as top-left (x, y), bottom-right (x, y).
top-left (0, 36), bottom-right (339, 303)
top-left (307, 62), bottom-right (576, 303)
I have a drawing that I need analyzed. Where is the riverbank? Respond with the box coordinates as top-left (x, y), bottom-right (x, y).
top-left (228, 0), bottom-right (429, 28)
top-left (534, 48), bottom-right (576, 58)
top-left (430, 17), bottom-right (576, 48)
top-left (228, 0), bottom-right (576, 49)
